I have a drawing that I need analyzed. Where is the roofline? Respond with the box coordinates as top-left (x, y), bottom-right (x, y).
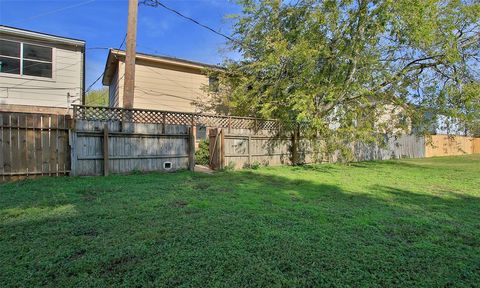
top-left (0, 25), bottom-right (85, 46)
top-left (112, 49), bottom-right (222, 69)
top-left (102, 49), bottom-right (224, 85)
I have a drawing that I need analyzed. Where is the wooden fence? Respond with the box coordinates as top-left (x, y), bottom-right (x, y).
top-left (353, 135), bottom-right (426, 161)
top-left (0, 112), bottom-right (70, 181)
top-left (425, 135), bottom-right (480, 157)
top-left (2, 106), bottom-right (479, 181)
top-left (209, 128), bottom-right (429, 169)
top-left (70, 119), bottom-right (193, 176)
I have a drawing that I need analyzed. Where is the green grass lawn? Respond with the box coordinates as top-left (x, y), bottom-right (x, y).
top-left (1, 155), bottom-right (479, 287)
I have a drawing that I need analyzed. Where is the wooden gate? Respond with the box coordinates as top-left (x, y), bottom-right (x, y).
top-left (208, 128), bottom-right (224, 170)
top-left (0, 112), bottom-right (71, 181)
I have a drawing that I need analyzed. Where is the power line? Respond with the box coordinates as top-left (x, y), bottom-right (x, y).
top-left (12, 0), bottom-right (96, 24)
top-left (85, 34), bottom-right (127, 94)
top-left (140, 0), bottom-right (258, 55)
top-left (140, 0), bottom-right (235, 43)
top-left (86, 47), bottom-right (110, 50)
top-left (85, 73), bottom-right (104, 93)
top-left (0, 86), bottom-right (81, 90)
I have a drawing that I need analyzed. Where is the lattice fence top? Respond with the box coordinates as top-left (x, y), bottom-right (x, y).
top-left (72, 105), bottom-right (281, 130)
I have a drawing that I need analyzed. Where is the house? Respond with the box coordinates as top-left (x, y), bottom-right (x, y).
top-left (102, 49), bottom-right (220, 113)
top-left (0, 25), bottom-right (85, 114)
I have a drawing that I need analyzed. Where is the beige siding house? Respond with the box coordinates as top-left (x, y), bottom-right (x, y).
top-left (102, 49), bottom-right (219, 112)
top-left (0, 25), bottom-right (85, 114)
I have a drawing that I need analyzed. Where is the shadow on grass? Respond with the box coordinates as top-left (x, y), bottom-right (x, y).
top-left (1, 168), bottom-right (479, 286)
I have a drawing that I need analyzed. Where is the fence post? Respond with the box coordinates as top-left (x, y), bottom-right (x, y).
top-left (69, 127), bottom-right (77, 176)
top-left (188, 127), bottom-right (195, 171)
top-left (162, 113), bottom-right (166, 134)
top-left (72, 105), bottom-right (77, 119)
top-left (248, 134), bottom-right (252, 167)
top-left (208, 128), bottom-right (217, 169)
top-left (103, 124), bottom-right (109, 176)
top-left (191, 114), bottom-right (196, 143)
top-left (220, 128), bottom-right (225, 169)
top-left (291, 124), bottom-right (300, 165)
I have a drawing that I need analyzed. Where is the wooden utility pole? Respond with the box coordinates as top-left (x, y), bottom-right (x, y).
top-left (123, 0), bottom-right (138, 109)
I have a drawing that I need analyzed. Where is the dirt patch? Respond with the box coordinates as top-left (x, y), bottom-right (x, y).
top-left (76, 187), bottom-right (121, 201)
top-left (171, 200), bottom-right (189, 208)
top-left (72, 227), bottom-right (98, 237)
top-left (193, 182), bottom-right (211, 190)
top-left (102, 255), bottom-right (139, 275)
top-left (68, 249), bottom-right (86, 260)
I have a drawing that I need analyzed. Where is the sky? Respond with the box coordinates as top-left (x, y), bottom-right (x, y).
top-left (0, 0), bottom-right (241, 90)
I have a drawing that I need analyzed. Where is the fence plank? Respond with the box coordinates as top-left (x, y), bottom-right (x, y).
top-left (0, 115), bottom-right (4, 181)
top-left (3, 114), bottom-right (12, 178)
top-left (26, 114), bottom-right (36, 175)
top-left (41, 115), bottom-right (50, 175)
top-left (69, 129), bottom-right (77, 176)
top-left (72, 119), bottom-right (190, 176)
top-left (425, 135), bottom-right (476, 157)
top-left (103, 124), bottom-right (109, 176)
top-left (220, 129), bottom-right (225, 169)
top-left (57, 115), bottom-right (67, 175)
top-left (248, 135), bottom-right (252, 167)
top-left (188, 127), bottom-right (195, 171)
top-left (10, 114), bottom-right (20, 180)
top-left (17, 114), bottom-right (28, 177)
top-left (0, 112), bottom-right (72, 181)
top-left (49, 115), bottom-right (58, 175)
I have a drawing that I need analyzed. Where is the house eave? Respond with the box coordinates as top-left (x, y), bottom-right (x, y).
top-left (0, 25), bottom-right (85, 47)
top-left (102, 49), bottom-right (224, 86)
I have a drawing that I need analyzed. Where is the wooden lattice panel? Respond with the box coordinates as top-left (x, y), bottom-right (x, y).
top-left (164, 112), bottom-right (192, 125)
top-left (73, 105), bottom-right (281, 130)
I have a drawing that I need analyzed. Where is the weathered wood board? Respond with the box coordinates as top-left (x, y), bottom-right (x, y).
top-left (71, 120), bottom-right (190, 176)
top-left (0, 112), bottom-right (70, 181)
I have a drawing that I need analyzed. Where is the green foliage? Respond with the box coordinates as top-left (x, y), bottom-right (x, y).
top-left (250, 160), bottom-right (261, 169)
top-left (1, 155), bottom-right (479, 286)
top-left (195, 139), bottom-right (210, 165)
top-left (208, 0), bottom-right (480, 159)
top-left (85, 88), bottom-right (109, 106)
top-left (223, 161), bottom-right (236, 171)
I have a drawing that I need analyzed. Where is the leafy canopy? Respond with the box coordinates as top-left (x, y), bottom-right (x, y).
top-left (85, 87), bottom-right (109, 106)
top-left (206, 0), bottom-right (480, 148)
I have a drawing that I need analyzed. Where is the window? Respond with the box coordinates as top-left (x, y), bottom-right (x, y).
top-left (0, 39), bottom-right (53, 78)
top-left (0, 40), bottom-right (20, 75)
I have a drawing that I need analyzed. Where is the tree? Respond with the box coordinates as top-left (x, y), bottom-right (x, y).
top-left (209, 0), bottom-right (480, 161)
top-left (85, 87), bottom-right (109, 106)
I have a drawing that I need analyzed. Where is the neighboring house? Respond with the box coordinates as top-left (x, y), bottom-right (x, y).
top-left (0, 25), bottom-right (85, 114)
top-left (423, 112), bottom-right (469, 136)
top-left (102, 49), bottom-right (220, 113)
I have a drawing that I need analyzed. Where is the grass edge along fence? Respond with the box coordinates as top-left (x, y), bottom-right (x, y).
top-left (1, 106), bottom-right (479, 181)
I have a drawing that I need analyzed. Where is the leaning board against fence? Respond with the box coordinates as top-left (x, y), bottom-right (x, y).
top-left (71, 119), bottom-right (191, 176)
top-left (0, 112), bottom-right (70, 181)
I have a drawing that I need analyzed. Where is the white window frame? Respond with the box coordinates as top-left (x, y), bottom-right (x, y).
top-left (0, 38), bottom-right (55, 81)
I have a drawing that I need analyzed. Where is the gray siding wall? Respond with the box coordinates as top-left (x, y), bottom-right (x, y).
top-left (0, 34), bottom-right (83, 109)
top-left (108, 64), bottom-right (120, 107)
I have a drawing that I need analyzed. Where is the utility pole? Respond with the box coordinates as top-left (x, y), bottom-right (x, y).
top-left (123, 0), bottom-right (138, 109)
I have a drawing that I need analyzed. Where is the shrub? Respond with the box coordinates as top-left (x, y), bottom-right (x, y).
top-left (224, 161), bottom-right (236, 171)
top-left (195, 139), bottom-right (210, 165)
top-left (250, 161), bottom-right (261, 170)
